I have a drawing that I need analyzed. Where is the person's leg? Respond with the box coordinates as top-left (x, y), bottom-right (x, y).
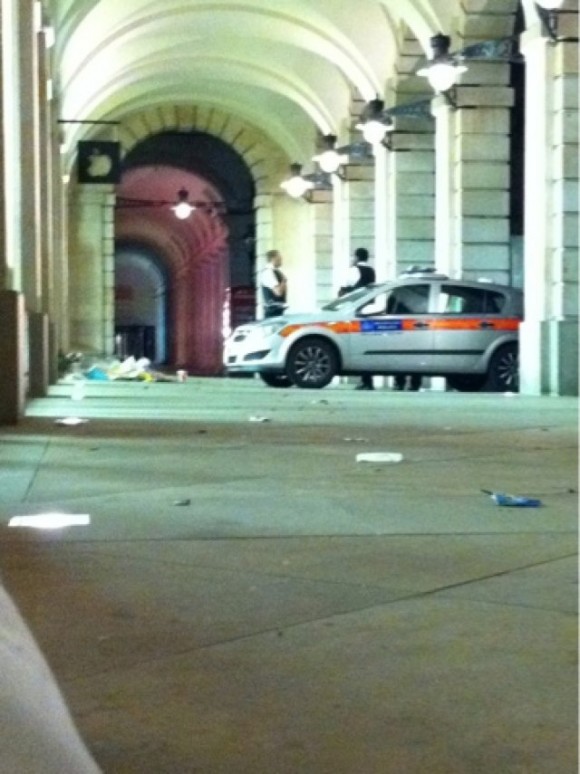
top-left (356, 373), bottom-right (374, 390)
top-left (393, 375), bottom-right (405, 390)
top-left (409, 375), bottom-right (422, 391)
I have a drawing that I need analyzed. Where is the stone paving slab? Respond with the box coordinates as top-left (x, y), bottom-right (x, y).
top-left (0, 381), bottom-right (577, 773)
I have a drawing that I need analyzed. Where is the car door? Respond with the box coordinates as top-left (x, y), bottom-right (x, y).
top-left (347, 283), bottom-right (435, 374)
top-left (429, 283), bottom-right (512, 373)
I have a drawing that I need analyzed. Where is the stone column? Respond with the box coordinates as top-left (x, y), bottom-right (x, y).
top-left (332, 174), bottom-right (350, 293)
top-left (432, 81), bottom-right (513, 282)
top-left (394, 125), bottom-right (436, 274)
top-left (19, 0), bottom-right (50, 396)
top-left (343, 165), bottom-right (375, 263)
top-left (519, 23), bottom-right (579, 396)
top-left (68, 185), bottom-right (115, 357)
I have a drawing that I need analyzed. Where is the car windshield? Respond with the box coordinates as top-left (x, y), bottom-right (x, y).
top-left (322, 284), bottom-right (387, 311)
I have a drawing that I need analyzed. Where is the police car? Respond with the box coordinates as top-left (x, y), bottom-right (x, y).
top-left (224, 270), bottom-right (523, 391)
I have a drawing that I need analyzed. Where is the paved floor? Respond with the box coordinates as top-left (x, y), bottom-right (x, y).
top-left (0, 377), bottom-right (577, 773)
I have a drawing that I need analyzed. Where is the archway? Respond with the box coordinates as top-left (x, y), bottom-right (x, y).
top-left (115, 131), bottom-right (256, 375)
top-left (114, 243), bottom-right (169, 364)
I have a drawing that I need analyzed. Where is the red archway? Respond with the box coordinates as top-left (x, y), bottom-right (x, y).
top-left (115, 166), bottom-right (229, 375)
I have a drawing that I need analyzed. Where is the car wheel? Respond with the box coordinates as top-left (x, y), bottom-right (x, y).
top-left (286, 337), bottom-right (338, 389)
top-left (486, 344), bottom-right (519, 392)
top-left (259, 373), bottom-right (293, 388)
top-left (446, 374), bottom-right (487, 392)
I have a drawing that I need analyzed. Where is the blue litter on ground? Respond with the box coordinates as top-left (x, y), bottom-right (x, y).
top-left (481, 490), bottom-right (542, 507)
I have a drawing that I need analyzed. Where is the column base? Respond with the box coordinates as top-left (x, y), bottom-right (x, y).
top-left (29, 312), bottom-right (49, 398)
top-left (520, 319), bottom-right (578, 396)
top-left (0, 291), bottom-right (26, 424)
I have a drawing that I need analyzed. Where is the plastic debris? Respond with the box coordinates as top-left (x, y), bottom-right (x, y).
top-left (9, 513), bottom-right (91, 529)
top-left (343, 437), bottom-right (369, 443)
top-left (55, 417), bottom-right (88, 426)
top-left (356, 452), bottom-right (403, 463)
top-left (71, 382), bottom-right (85, 401)
top-left (173, 499), bottom-right (191, 506)
top-left (481, 490), bottom-right (542, 507)
top-left (248, 415), bottom-right (270, 422)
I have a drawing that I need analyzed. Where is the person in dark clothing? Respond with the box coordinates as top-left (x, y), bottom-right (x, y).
top-left (260, 250), bottom-right (287, 318)
top-left (340, 247), bottom-right (376, 390)
top-left (393, 374), bottom-right (422, 391)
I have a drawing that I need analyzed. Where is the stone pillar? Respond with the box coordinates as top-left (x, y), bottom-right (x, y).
top-left (519, 24), bottom-right (579, 396)
top-left (343, 164), bottom-right (375, 262)
top-left (372, 144), bottom-right (394, 281)
top-left (432, 82), bottom-right (513, 282)
top-left (68, 185), bottom-right (115, 356)
top-left (394, 126), bottom-right (436, 274)
top-left (18, 0), bottom-right (42, 310)
top-left (332, 174), bottom-right (350, 293)
top-left (0, 291), bottom-right (26, 423)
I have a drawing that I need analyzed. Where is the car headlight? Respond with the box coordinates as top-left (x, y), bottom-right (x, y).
top-left (253, 322), bottom-right (286, 338)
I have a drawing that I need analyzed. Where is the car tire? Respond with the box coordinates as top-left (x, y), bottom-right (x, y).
top-left (259, 373), bottom-right (293, 388)
top-left (446, 374), bottom-right (487, 392)
top-left (485, 343), bottom-right (519, 392)
top-left (286, 337), bottom-right (338, 389)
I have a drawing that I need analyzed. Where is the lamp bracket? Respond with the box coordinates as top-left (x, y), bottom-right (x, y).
top-left (457, 36), bottom-right (522, 63)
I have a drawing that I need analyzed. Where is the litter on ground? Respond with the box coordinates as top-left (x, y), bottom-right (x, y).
top-left (356, 452), bottom-right (403, 463)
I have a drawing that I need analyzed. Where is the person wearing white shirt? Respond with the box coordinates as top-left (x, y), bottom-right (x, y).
top-left (260, 250), bottom-right (287, 318)
top-left (340, 248), bottom-right (376, 390)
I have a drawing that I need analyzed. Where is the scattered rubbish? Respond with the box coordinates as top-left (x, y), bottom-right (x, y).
top-left (356, 452), bottom-right (403, 463)
top-left (71, 382), bottom-right (85, 401)
top-left (343, 437), bottom-right (369, 443)
top-left (173, 499), bottom-right (191, 506)
top-left (64, 354), bottom-right (178, 383)
top-left (9, 513), bottom-right (91, 529)
top-left (249, 415), bottom-right (270, 422)
top-left (481, 489), bottom-right (542, 507)
top-left (503, 392), bottom-right (517, 398)
top-left (176, 369), bottom-right (188, 382)
top-left (55, 417), bottom-right (88, 426)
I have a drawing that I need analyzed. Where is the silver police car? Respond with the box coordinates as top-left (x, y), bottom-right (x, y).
top-left (224, 272), bottom-right (523, 391)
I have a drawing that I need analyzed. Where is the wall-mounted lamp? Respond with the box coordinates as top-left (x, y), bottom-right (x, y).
top-left (312, 134), bottom-right (349, 174)
top-left (280, 163), bottom-right (315, 198)
top-left (355, 96), bottom-right (433, 144)
top-left (417, 34), bottom-right (467, 95)
top-left (417, 32), bottom-right (522, 105)
top-left (171, 188), bottom-right (196, 219)
top-left (355, 98), bottom-right (395, 146)
top-left (280, 163), bottom-right (332, 200)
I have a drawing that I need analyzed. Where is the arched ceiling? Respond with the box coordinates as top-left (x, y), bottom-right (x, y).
top-left (52, 0), bottom-right (459, 162)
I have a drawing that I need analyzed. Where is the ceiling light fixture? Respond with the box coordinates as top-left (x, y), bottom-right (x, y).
top-left (171, 188), bottom-right (196, 219)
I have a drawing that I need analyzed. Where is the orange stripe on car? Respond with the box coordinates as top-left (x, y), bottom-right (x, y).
top-left (279, 320), bottom-right (362, 338)
top-left (428, 318), bottom-right (520, 331)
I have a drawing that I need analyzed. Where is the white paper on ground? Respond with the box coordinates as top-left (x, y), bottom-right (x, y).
top-left (356, 452), bottom-right (403, 463)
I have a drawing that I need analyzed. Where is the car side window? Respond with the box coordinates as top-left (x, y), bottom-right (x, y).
top-left (438, 285), bottom-right (506, 314)
top-left (384, 284), bottom-right (430, 315)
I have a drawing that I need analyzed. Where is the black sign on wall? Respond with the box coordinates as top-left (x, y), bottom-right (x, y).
top-left (77, 141), bottom-right (121, 184)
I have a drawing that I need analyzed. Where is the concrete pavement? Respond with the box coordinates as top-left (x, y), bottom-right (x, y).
top-left (0, 377), bottom-right (577, 773)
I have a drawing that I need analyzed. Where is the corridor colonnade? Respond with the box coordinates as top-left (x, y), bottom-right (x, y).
top-left (0, 0), bottom-right (577, 424)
